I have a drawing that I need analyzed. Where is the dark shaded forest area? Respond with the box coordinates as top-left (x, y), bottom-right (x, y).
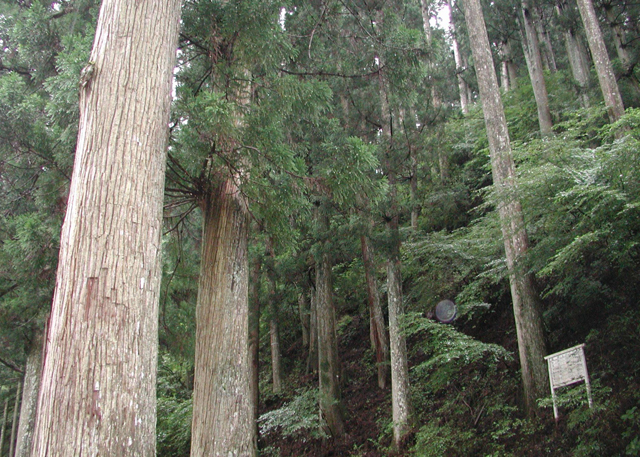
top-left (1, 0), bottom-right (640, 455)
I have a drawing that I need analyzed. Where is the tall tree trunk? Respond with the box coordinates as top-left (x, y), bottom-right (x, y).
top-left (306, 286), bottom-right (318, 374)
top-left (360, 233), bottom-right (389, 390)
top-left (576, 0), bottom-right (625, 121)
top-left (9, 383), bottom-right (20, 457)
top-left (31, 2), bottom-right (180, 455)
top-left (449, 0), bottom-right (470, 112)
top-left (535, 5), bottom-right (558, 72)
top-left (378, 42), bottom-right (412, 445)
top-left (1, 399), bottom-right (8, 455)
top-left (557, 0), bottom-right (591, 107)
top-left (603, 6), bottom-right (640, 94)
top-left (191, 181), bottom-right (257, 457)
top-left (315, 204), bottom-right (345, 438)
top-left (266, 239), bottom-right (283, 395)
top-left (248, 250), bottom-right (262, 438)
top-left (520, 0), bottom-right (554, 135)
top-left (15, 332), bottom-right (43, 457)
top-left (386, 197), bottom-right (412, 447)
top-left (462, 0), bottom-right (549, 416)
top-left (269, 318), bottom-right (283, 394)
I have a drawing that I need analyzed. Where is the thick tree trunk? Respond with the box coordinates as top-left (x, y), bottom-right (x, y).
top-left (15, 332), bottom-right (43, 457)
top-left (520, 0), bottom-right (554, 135)
top-left (557, 0), bottom-right (591, 107)
top-left (449, 0), bottom-right (470, 112)
top-left (315, 205), bottom-right (345, 438)
top-left (31, 2), bottom-right (180, 455)
top-left (9, 383), bottom-right (20, 457)
top-left (191, 181), bottom-right (256, 457)
top-left (576, 0), bottom-right (625, 121)
top-left (248, 251), bottom-right (261, 438)
top-left (360, 234), bottom-right (389, 390)
top-left (462, 0), bottom-right (549, 416)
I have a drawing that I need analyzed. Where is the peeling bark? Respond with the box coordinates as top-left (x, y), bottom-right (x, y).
top-left (31, 1), bottom-right (181, 455)
top-left (191, 181), bottom-right (257, 457)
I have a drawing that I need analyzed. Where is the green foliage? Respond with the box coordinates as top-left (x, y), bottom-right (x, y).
top-left (258, 388), bottom-right (328, 440)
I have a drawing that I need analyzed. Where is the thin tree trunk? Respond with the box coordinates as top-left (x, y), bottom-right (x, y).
top-left (603, 6), bottom-right (640, 95)
top-left (1, 399), bottom-right (8, 454)
top-left (270, 318), bottom-right (283, 394)
top-left (462, 0), bottom-right (549, 416)
top-left (15, 332), bottom-right (43, 457)
top-left (299, 292), bottom-right (310, 348)
top-left (386, 204), bottom-right (412, 447)
top-left (248, 250), bottom-right (261, 438)
top-left (306, 287), bottom-right (318, 374)
top-left (31, 2), bottom-right (180, 455)
top-left (449, 0), bottom-right (470, 112)
top-left (266, 239), bottom-right (283, 395)
top-left (535, 5), bottom-right (558, 72)
top-left (191, 181), bottom-right (257, 457)
top-left (9, 383), bottom-right (20, 457)
top-left (557, 0), bottom-right (591, 107)
top-left (360, 233), bottom-right (389, 390)
top-left (520, 0), bottom-right (554, 135)
top-left (576, 0), bottom-right (625, 121)
top-left (315, 204), bottom-right (345, 438)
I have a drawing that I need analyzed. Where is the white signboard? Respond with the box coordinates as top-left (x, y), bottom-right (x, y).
top-left (544, 344), bottom-right (593, 420)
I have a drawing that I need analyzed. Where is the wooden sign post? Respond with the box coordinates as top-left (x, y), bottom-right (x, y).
top-left (544, 343), bottom-right (593, 421)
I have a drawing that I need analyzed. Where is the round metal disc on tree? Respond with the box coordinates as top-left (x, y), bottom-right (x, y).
top-left (435, 300), bottom-right (457, 323)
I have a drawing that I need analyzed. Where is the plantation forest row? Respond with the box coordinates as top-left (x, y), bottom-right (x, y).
top-left (0, 0), bottom-right (639, 455)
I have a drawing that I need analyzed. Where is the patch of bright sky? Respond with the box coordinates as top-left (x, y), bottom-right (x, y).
top-left (431, 3), bottom-right (451, 32)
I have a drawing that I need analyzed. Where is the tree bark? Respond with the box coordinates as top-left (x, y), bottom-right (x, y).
top-left (265, 239), bottom-right (283, 395)
top-left (360, 233), bottom-right (389, 390)
top-left (306, 286), bottom-right (318, 375)
top-left (10, 383), bottom-right (20, 457)
top-left (298, 292), bottom-right (310, 348)
top-left (449, 0), bottom-right (470, 112)
top-left (499, 39), bottom-right (519, 92)
top-left (315, 204), bottom-right (345, 438)
top-left (31, 1), bottom-right (180, 455)
top-left (520, 0), bottom-right (554, 135)
top-left (270, 318), bottom-right (283, 394)
top-left (462, 0), bottom-right (549, 416)
top-left (575, 0), bottom-right (625, 121)
top-left (557, 0), bottom-right (591, 107)
top-left (15, 332), bottom-right (43, 457)
top-left (191, 181), bottom-right (257, 457)
top-left (248, 250), bottom-right (262, 438)
top-left (603, 6), bottom-right (640, 95)
top-left (535, 5), bottom-right (558, 72)
top-left (386, 187), bottom-right (412, 447)
top-left (0, 399), bottom-right (8, 455)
